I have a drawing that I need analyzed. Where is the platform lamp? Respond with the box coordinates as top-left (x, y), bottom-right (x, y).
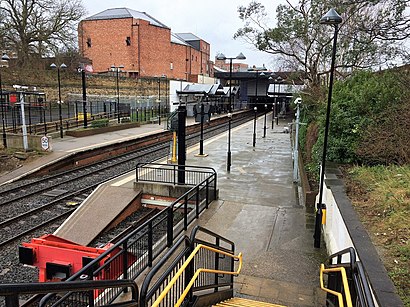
top-left (275, 76), bottom-right (283, 125)
top-left (1, 54), bottom-right (10, 148)
top-left (157, 77), bottom-right (161, 125)
top-left (253, 106), bottom-right (257, 147)
top-left (50, 63), bottom-right (67, 138)
top-left (111, 65), bottom-right (124, 123)
top-left (216, 52), bottom-right (246, 113)
top-left (227, 112), bottom-right (232, 172)
top-left (313, 8), bottom-right (342, 249)
top-left (263, 104), bottom-right (268, 138)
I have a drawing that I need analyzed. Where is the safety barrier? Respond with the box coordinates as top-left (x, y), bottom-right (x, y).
top-left (136, 162), bottom-right (217, 189)
top-left (34, 164), bottom-right (217, 306)
top-left (140, 226), bottom-right (241, 307)
top-left (320, 247), bottom-right (375, 307)
top-left (0, 279), bottom-right (138, 307)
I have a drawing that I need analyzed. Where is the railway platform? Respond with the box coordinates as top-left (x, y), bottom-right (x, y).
top-left (1, 113), bottom-right (328, 306)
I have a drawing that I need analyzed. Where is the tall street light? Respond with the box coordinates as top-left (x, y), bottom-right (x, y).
top-left (253, 106), bottom-right (257, 147)
top-left (111, 65), bottom-right (124, 123)
top-left (1, 54), bottom-right (10, 148)
top-left (227, 112), bottom-right (232, 172)
top-left (50, 63), bottom-right (67, 138)
top-left (216, 52), bottom-right (246, 112)
top-left (313, 8), bottom-right (342, 248)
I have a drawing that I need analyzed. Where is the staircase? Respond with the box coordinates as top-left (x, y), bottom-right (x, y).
top-left (214, 297), bottom-right (286, 307)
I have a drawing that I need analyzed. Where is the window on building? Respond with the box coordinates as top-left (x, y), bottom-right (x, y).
top-left (86, 38), bottom-right (91, 48)
top-left (170, 62), bottom-right (173, 70)
top-left (126, 37), bottom-right (131, 46)
top-left (192, 55), bottom-right (194, 61)
top-left (195, 56), bottom-right (197, 61)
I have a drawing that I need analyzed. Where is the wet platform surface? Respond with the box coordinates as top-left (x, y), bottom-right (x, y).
top-left (182, 116), bottom-right (327, 306)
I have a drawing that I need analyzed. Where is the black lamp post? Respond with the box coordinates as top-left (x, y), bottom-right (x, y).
top-left (80, 68), bottom-right (88, 128)
top-left (227, 112), bottom-right (232, 172)
top-left (157, 77), bottom-right (161, 125)
top-left (111, 65), bottom-right (124, 123)
top-left (263, 104), bottom-right (267, 138)
top-left (216, 52), bottom-right (246, 112)
top-left (313, 8), bottom-right (343, 248)
top-left (253, 106), bottom-right (257, 147)
top-left (1, 54), bottom-right (10, 148)
top-left (275, 76), bottom-right (282, 125)
top-left (50, 63), bottom-right (67, 138)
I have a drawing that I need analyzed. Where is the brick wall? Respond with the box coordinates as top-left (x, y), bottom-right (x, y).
top-left (79, 15), bottom-right (211, 80)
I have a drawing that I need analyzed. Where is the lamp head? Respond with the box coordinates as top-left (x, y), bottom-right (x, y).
top-left (320, 8), bottom-right (342, 25)
top-left (216, 53), bottom-right (226, 61)
top-left (1, 54), bottom-right (10, 61)
top-left (236, 52), bottom-right (246, 60)
top-left (294, 97), bottom-right (302, 104)
top-left (227, 112), bottom-right (232, 118)
top-left (254, 106), bottom-right (257, 111)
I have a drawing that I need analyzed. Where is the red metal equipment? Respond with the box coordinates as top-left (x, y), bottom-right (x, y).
top-left (19, 234), bottom-right (135, 282)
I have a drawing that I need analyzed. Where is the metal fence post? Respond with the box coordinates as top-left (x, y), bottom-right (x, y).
top-left (167, 207), bottom-right (173, 247)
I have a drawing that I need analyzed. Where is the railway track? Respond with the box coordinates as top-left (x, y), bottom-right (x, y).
top-left (0, 113), bottom-right (254, 286)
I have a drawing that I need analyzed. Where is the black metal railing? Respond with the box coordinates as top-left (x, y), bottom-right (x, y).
top-left (37, 164), bottom-right (217, 306)
top-left (136, 162), bottom-right (217, 189)
top-left (0, 279), bottom-right (137, 307)
top-left (324, 247), bottom-right (375, 307)
top-left (140, 226), bottom-right (236, 307)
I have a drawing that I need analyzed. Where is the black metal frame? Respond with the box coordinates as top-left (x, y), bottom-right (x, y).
top-left (0, 279), bottom-right (137, 307)
top-left (140, 226), bottom-right (236, 307)
top-left (36, 163), bottom-right (217, 306)
top-left (325, 247), bottom-right (375, 307)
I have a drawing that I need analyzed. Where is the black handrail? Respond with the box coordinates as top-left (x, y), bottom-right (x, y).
top-left (140, 226), bottom-right (236, 307)
top-left (39, 163), bottom-right (217, 306)
top-left (324, 247), bottom-right (375, 307)
top-left (0, 279), bottom-right (138, 307)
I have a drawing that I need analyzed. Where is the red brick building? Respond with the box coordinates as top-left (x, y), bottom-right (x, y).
top-left (78, 8), bottom-right (212, 80)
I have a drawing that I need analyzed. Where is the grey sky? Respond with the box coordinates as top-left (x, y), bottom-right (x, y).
top-left (82, 0), bottom-right (285, 70)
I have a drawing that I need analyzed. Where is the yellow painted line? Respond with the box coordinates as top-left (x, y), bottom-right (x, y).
top-left (66, 129), bottom-right (163, 153)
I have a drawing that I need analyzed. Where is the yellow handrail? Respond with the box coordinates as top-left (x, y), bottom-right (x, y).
top-left (152, 244), bottom-right (242, 307)
top-left (320, 264), bottom-right (353, 307)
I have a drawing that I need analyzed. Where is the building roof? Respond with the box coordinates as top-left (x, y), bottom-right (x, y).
top-left (175, 33), bottom-right (201, 41)
top-left (179, 83), bottom-right (223, 96)
top-left (171, 33), bottom-right (190, 46)
top-left (85, 8), bottom-right (169, 28)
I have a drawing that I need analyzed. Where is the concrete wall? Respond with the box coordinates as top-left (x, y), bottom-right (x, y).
top-left (6, 134), bottom-right (53, 151)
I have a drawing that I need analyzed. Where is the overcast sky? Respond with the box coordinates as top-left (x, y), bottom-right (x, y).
top-left (82, 0), bottom-right (285, 70)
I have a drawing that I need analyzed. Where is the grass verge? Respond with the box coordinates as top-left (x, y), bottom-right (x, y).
top-left (342, 165), bottom-right (409, 306)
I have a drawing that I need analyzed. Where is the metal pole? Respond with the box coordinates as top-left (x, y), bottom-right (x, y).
top-left (293, 102), bottom-right (300, 182)
top-left (229, 58), bottom-right (233, 112)
top-left (0, 67), bottom-right (6, 148)
top-left (177, 104), bottom-right (186, 184)
top-left (314, 24), bottom-right (339, 248)
top-left (158, 78), bottom-right (161, 125)
top-left (227, 113), bottom-right (232, 172)
top-left (82, 70), bottom-right (88, 128)
top-left (253, 107), bottom-right (257, 147)
top-left (272, 83), bottom-right (276, 129)
top-left (116, 68), bottom-right (120, 123)
top-left (263, 104), bottom-right (267, 138)
top-left (199, 102), bottom-right (204, 155)
top-left (57, 68), bottom-right (63, 138)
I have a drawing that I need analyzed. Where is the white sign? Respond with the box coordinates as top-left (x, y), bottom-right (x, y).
top-left (41, 136), bottom-right (50, 151)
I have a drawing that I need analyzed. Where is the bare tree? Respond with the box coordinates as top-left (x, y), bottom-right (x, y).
top-left (0, 0), bottom-right (86, 66)
top-left (235, 0), bottom-right (410, 87)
